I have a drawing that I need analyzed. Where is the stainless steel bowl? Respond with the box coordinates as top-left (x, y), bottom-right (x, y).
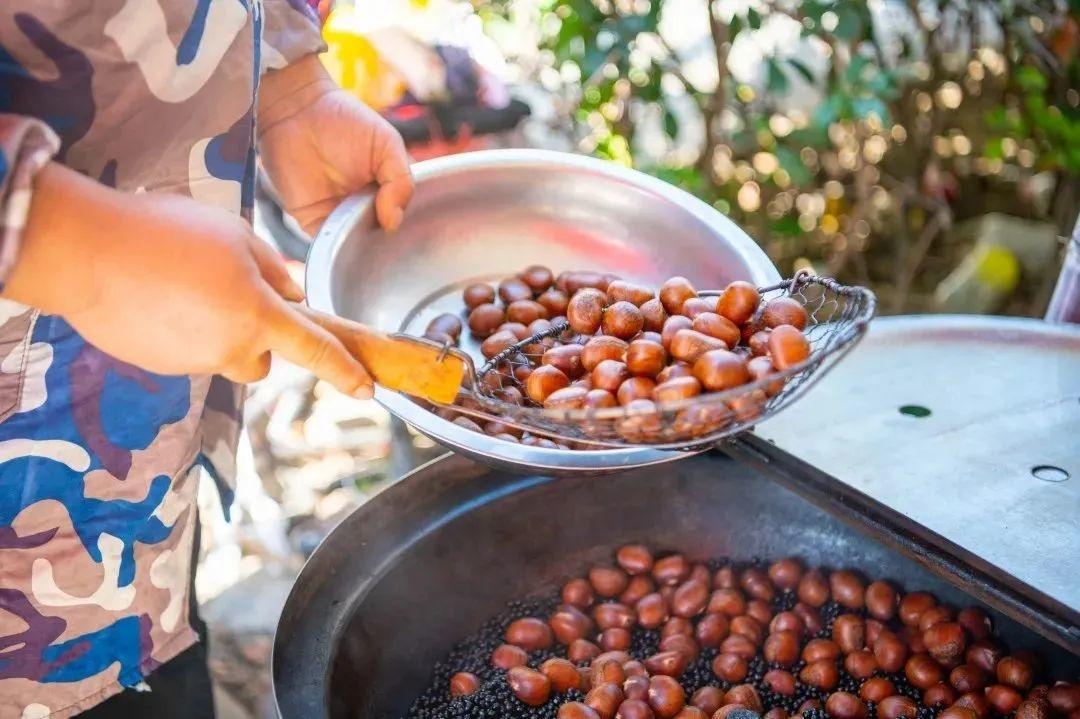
top-left (305, 149), bottom-right (781, 474)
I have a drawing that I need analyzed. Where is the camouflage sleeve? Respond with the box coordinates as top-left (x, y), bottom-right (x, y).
top-left (260, 0), bottom-right (327, 73)
top-left (0, 114), bottom-right (60, 287)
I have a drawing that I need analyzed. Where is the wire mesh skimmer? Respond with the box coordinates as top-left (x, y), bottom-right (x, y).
top-left (441, 272), bottom-right (875, 450)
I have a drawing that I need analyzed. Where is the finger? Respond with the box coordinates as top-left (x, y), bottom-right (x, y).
top-left (248, 236), bottom-right (305, 301)
top-left (262, 297), bottom-right (374, 398)
top-left (222, 351), bottom-right (273, 384)
top-left (372, 130), bottom-right (413, 232)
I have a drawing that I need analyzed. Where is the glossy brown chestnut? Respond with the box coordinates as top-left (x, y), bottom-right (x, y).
top-left (865, 618), bottom-right (884, 647)
top-left (764, 669), bottom-right (797, 696)
top-left (540, 657), bottom-right (582, 693)
top-left (866, 580), bottom-right (898, 621)
top-left (986, 685), bottom-right (1024, 715)
top-left (768, 558), bottom-right (804, 591)
top-left (955, 607), bottom-right (992, 641)
top-left (996, 656), bottom-right (1034, 690)
top-left (616, 698), bottom-right (655, 719)
top-left (953, 691), bottom-right (991, 718)
top-left (515, 264), bottom-right (553, 292)
top-left (874, 630), bottom-right (909, 673)
top-left (714, 635), bottom-right (751, 659)
top-left (542, 344), bottom-right (586, 379)
top-left (803, 638), bottom-right (842, 663)
top-left (764, 631), bottom-right (800, 666)
top-left (589, 566), bottom-right (630, 598)
top-left (463, 283), bottom-right (497, 310)
top-left (708, 588), bottom-right (747, 616)
top-left (1015, 699), bottom-right (1051, 719)
top-left (860, 678), bottom-right (898, 703)
top-left (794, 603), bottom-right (825, 635)
top-left (647, 675), bottom-right (686, 718)
top-left (829, 570), bottom-right (866, 610)
top-left (652, 555), bottom-right (690, 586)
top-left (617, 377), bottom-right (657, 406)
top-left (724, 685), bottom-right (763, 713)
top-left (798, 570), bottom-right (830, 607)
top-left (693, 613), bottom-right (729, 648)
top-left (692, 313), bottom-right (741, 348)
top-left (671, 579), bottom-right (710, 618)
top-left (550, 606), bottom-right (594, 645)
top-left (770, 611), bottom-right (804, 636)
top-left (616, 545), bottom-right (654, 575)
top-left (506, 617), bottom-right (554, 650)
top-left (746, 599), bottom-right (773, 626)
top-left (644, 650), bottom-right (688, 677)
top-left (762, 297), bottom-right (808, 330)
top-left (692, 350), bottom-right (749, 391)
top-left (596, 626), bottom-right (630, 647)
top-left (712, 652), bottom-right (749, 682)
top-left (691, 686), bottom-right (725, 715)
top-left (534, 287), bottom-right (569, 317)
top-left (924, 622), bottom-right (966, 666)
top-left (877, 695), bottom-right (917, 719)
top-left (640, 299), bottom-right (669, 332)
top-left (623, 675), bottom-right (650, 701)
top-left (606, 280), bottom-right (655, 306)
top-left (587, 683), bottom-right (625, 719)
top-left (603, 301), bottom-right (646, 340)
top-left (1048, 684), bottom-right (1080, 713)
top-left (899, 592), bottom-right (937, 627)
top-left (592, 658), bottom-right (627, 689)
top-left (964, 639), bottom-right (1002, 674)
top-left (569, 288), bottom-right (609, 334)
top-left (729, 615), bottom-right (764, 645)
top-left (508, 666), bottom-right (551, 706)
top-left (492, 642), bottom-right (529, 669)
top-left (938, 709), bottom-right (978, 719)
top-left (905, 653), bottom-right (944, 690)
top-left (845, 650), bottom-right (878, 679)
top-left (825, 692), bottom-right (868, 719)
top-left (659, 634), bottom-right (699, 662)
top-left (716, 281), bottom-right (761, 325)
top-left (594, 603), bottom-right (637, 631)
top-left (620, 575), bottom-right (655, 606)
top-left (579, 336), bottom-right (627, 371)
top-left (563, 577), bottom-right (595, 609)
top-left (561, 702), bottom-right (603, 719)
top-left (450, 671), bottom-right (480, 696)
top-left (525, 364), bottom-right (571, 404)
top-left (660, 277), bottom-right (697, 315)
top-left (660, 316), bottom-right (694, 351)
top-left (625, 340), bottom-right (668, 377)
top-left (652, 377), bottom-right (702, 405)
top-left (834, 614), bottom-right (866, 654)
top-left (923, 683), bottom-right (958, 707)
top-left (468, 303), bottom-right (507, 338)
top-left (681, 297), bottom-right (716, 320)
top-left (918, 606), bottom-right (955, 633)
top-left (950, 664), bottom-right (987, 694)
top-left (674, 708), bottom-right (709, 719)
top-left (569, 639), bottom-right (602, 663)
top-left (800, 660), bottom-right (840, 690)
top-left (634, 593), bottom-right (669, 629)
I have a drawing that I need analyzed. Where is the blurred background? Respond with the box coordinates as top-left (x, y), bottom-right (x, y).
top-left (201, 1), bottom-right (1080, 716)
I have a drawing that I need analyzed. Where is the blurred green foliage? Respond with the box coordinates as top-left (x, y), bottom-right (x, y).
top-left (477, 0), bottom-right (1080, 314)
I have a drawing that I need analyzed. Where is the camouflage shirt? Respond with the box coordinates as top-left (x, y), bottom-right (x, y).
top-left (0, 2), bottom-right (323, 716)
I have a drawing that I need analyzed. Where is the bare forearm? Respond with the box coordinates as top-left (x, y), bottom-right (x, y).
top-left (257, 54), bottom-right (337, 136)
top-left (2, 162), bottom-right (113, 315)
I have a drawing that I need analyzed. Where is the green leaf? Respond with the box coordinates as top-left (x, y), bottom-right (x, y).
top-left (747, 8), bottom-right (762, 30)
top-left (813, 93), bottom-right (845, 128)
top-left (853, 96), bottom-right (889, 123)
top-left (770, 215), bottom-right (803, 236)
top-left (728, 13), bottom-right (743, 39)
top-left (663, 106), bottom-right (679, 139)
top-left (788, 58), bottom-right (816, 85)
top-left (767, 58), bottom-right (790, 94)
top-left (1015, 65), bottom-right (1048, 93)
top-left (775, 145), bottom-right (813, 186)
top-left (833, 3), bottom-right (863, 40)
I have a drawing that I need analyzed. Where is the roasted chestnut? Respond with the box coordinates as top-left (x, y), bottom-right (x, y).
top-left (626, 340), bottom-right (668, 377)
top-left (716, 281), bottom-right (761, 325)
top-left (450, 671), bottom-right (480, 696)
top-left (693, 350), bottom-right (750, 391)
top-left (527, 364), bottom-right (571, 403)
top-left (660, 277), bottom-right (697, 315)
top-left (640, 299), bottom-right (669, 333)
top-left (469, 303), bottom-right (507, 338)
top-left (569, 288), bottom-right (609, 335)
top-left (762, 297), bottom-right (808, 330)
top-left (692, 312), bottom-right (741, 348)
top-left (603, 301), bottom-right (646, 340)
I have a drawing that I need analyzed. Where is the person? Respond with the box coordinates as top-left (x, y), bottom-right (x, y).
top-left (0, 3), bottom-right (412, 717)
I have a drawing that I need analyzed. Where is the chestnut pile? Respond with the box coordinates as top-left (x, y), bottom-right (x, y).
top-left (408, 547), bottom-right (1078, 719)
top-left (423, 267), bottom-right (813, 445)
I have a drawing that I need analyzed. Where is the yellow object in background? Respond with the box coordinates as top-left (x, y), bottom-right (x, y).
top-left (320, 6), bottom-right (407, 111)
